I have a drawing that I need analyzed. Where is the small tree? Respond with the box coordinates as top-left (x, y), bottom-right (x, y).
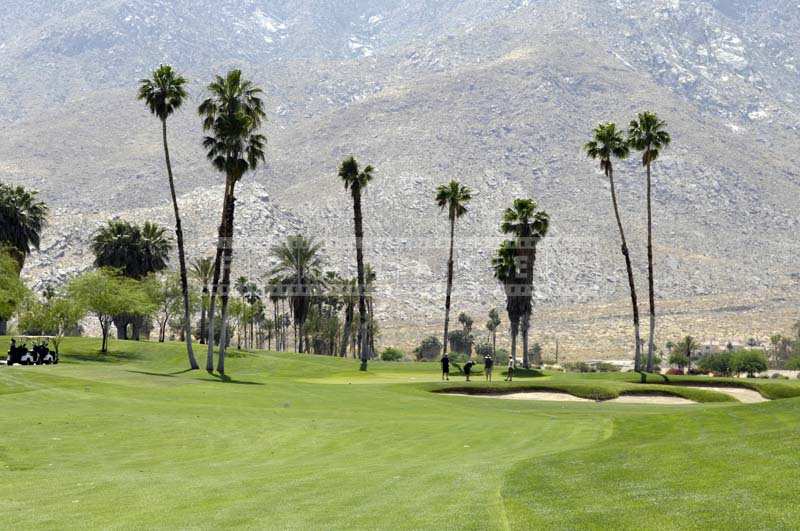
top-left (18, 293), bottom-right (83, 354)
top-left (145, 272), bottom-right (185, 343)
top-left (0, 252), bottom-right (28, 324)
top-left (697, 352), bottom-right (734, 376)
top-left (669, 352), bottom-right (690, 371)
top-left (414, 336), bottom-right (442, 361)
top-left (732, 350), bottom-right (768, 378)
top-left (68, 269), bottom-right (154, 353)
top-left (381, 347), bottom-right (404, 362)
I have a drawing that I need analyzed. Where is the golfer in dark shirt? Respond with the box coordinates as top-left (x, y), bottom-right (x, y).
top-left (484, 354), bottom-right (493, 381)
top-left (464, 359), bottom-right (475, 382)
top-left (441, 354), bottom-right (450, 381)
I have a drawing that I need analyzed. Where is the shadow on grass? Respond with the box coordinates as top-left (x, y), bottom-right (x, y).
top-left (125, 368), bottom-right (195, 378)
top-left (198, 373), bottom-right (265, 386)
top-left (62, 351), bottom-right (144, 364)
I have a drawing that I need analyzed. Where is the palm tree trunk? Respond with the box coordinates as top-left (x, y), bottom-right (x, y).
top-left (510, 319), bottom-right (518, 364)
top-left (645, 160), bottom-right (656, 372)
top-left (199, 285), bottom-right (208, 345)
top-left (161, 119), bottom-right (198, 370)
top-left (608, 166), bottom-right (643, 373)
top-left (340, 304), bottom-right (353, 357)
top-left (353, 187), bottom-right (369, 370)
top-left (442, 215), bottom-right (456, 357)
top-left (521, 310), bottom-right (530, 369)
top-left (216, 190), bottom-right (237, 375)
top-left (206, 181), bottom-right (233, 371)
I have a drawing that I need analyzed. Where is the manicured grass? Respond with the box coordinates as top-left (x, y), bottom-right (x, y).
top-left (1, 337), bottom-right (799, 529)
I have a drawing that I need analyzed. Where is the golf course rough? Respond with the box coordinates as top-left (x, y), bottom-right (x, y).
top-left (1, 337), bottom-right (799, 529)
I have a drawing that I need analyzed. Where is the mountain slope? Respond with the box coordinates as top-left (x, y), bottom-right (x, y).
top-left (1, 0), bottom-right (798, 355)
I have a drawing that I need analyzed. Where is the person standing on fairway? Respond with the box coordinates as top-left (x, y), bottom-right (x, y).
top-left (441, 353), bottom-right (450, 381)
top-left (505, 355), bottom-right (514, 382)
top-left (484, 353), bottom-right (493, 381)
top-left (464, 359), bottom-right (475, 382)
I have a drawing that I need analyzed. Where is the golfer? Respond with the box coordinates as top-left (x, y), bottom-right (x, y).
top-left (441, 353), bottom-right (450, 381)
top-left (484, 354), bottom-right (493, 381)
top-left (505, 355), bottom-right (514, 381)
top-left (464, 359), bottom-right (475, 382)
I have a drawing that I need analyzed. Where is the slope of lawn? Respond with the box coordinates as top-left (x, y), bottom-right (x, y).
top-left (1, 337), bottom-right (799, 529)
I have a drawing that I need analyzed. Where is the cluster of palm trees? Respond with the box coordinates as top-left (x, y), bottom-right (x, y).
top-left (584, 112), bottom-right (671, 374)
top-left (1, 61), bottom-right (675, 375)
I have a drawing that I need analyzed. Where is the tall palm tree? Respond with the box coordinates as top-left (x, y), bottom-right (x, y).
top-left (338, 156), bottom-right (374, 370)
top-left (270, 234), bottom-right (324, 354)
top-left (628, 112), bottom-right (672, 373)
top-left (138, 64), bottom-right (197, 369)
top-left (585, 122), bottom-right (643, 373)
top-left (0, 184), bottom-right (47, 334)
top-left (492, 240), bottom-right (521, 363)
top-left (199, 69), bottom-right (267, 375)
top-left (486, 308), bottom-right (501, 357)
top-left (500, 199), bottom-right (550, 368)
top-left (435, 180), bottom-right (473, 359)
top-left (458, 312), bottom-right (474, 358)
top-left (190, 257), bottom-right (214, 345)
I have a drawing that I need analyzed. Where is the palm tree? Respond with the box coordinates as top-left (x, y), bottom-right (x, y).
top-left (500, 199), bottom-right (550, 368)
top-left (190, 257), bottom-right (214, 345)
top-left (458, 312), bottom-right (474, 358)
top-left (435, 180), bottom-right (473, 360)
top-left (338, 157), bottom-right (375, 370)
top-left (92, 220), bottom-right (171, 340)
top-left (199, 69), bottom-right (267, 375)
top-left (138, 64), bottom-right (197, 369)
top-left (266, 277), bottom-right (287, 351)
top-left (493, 240), bottom-right (522, 364)
top-left (486, 308), bottom-right (501, 357)
top-left (0, 184), bottom-right (48, 271)
top-left (628, 112), bottom-right (672, 373)
top-left (270, 234), bottom-right (324, 354)
top-left (0, 184), bottom-right (47, 335)
top-left (585, 122), bottom-right (643, 373)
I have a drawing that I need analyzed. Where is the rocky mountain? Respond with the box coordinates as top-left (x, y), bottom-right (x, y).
top-left (1, 0), bottom-right (799, 356)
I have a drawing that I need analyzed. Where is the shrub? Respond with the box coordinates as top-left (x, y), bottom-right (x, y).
top-left (380, 347), bottom-right (404, 362)
top-left (669, 352), bottom-right (690, 369)
top-left (493, 348), bottom-right (509, 363)
top-left (731, 350), bottom-right (768, 377)
top-left (665, 368), bottom-right (685, 375)
top-left (595, 362), bottom-right (621, 373)
top-left (474, 342), bottom-right (493, 359)
top-left (697, 352), bottom-right (733, 376)
top-left (414, 336), bottom-right (442, 361)
top-left (785, 356), bottom-right (800, 371)
top-left (564, 361), bottom-right (593, 373)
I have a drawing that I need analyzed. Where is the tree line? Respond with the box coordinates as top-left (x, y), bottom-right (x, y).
top-left (0, 62), bottom-right (698, 375)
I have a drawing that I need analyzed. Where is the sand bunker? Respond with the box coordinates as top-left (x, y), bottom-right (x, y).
top-left (680, 386), bottom-right (767, 403)
top-left (607, 395), bottom-right (695, 405)
top-left (447, 391), bottom-right (696, 405)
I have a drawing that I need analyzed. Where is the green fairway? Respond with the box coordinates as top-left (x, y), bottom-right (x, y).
top-left (2, 338), bottom-right (799, 529)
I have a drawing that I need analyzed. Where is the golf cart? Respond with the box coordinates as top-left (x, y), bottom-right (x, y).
top-left (5, 336), bottom-right (58, 366)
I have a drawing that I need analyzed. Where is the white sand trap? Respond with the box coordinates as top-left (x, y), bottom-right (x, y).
top-left (447, 392), bottom-right (695, 405)
top-left (450, 392), bottom-right (591, 402)
top-left (682, 386), bottom-right (767, 403)
top-left (608, 395), bottom-right (695, 405)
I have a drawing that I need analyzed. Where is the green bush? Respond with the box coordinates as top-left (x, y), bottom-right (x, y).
top-left (731, 350), bottom-right (768, 377)
top-left (381, 347), bottom-right (404, 362)
top-left (785, 356), bottom-right (800, 370)
top-left (669, 352), bottom-right (690, 369)
top-left (414, 336), bottom-right (442, 361)
top-left (474, 342), bottom-right (493, 359)
top-left (697, 352), bottom-right (733, 376)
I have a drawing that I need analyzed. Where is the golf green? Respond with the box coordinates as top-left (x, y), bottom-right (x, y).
top-left (1, 337), bottom-right (799, 529)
